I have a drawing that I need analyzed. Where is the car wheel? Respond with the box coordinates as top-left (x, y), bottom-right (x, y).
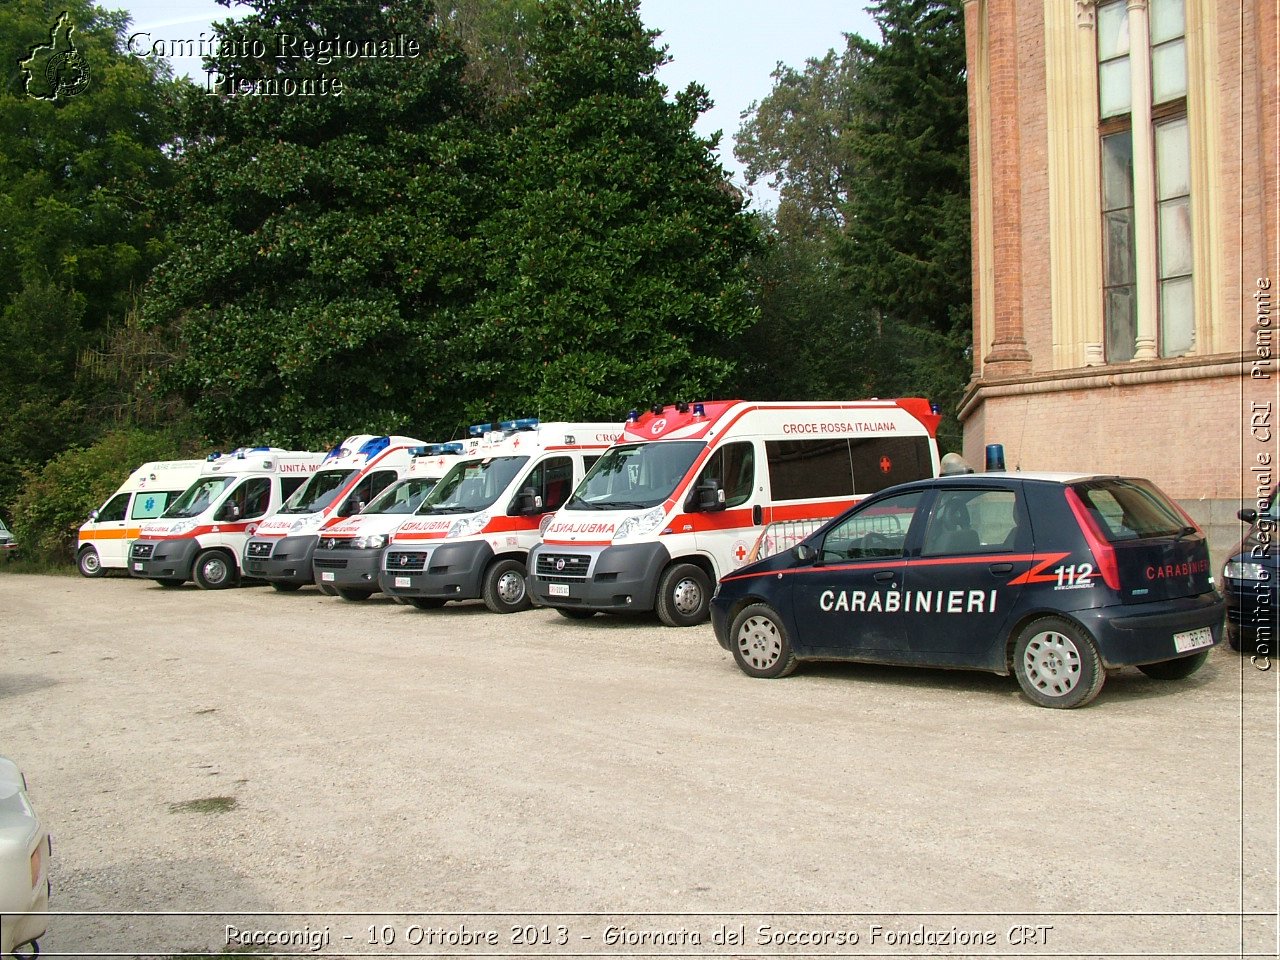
top-left (270, 582), bottom-right (303, 593)
top-left (1138, 650), bottom-right (1210, 681)
top-left (556, 607), bottom-right (596, 620)
top-left (77, 546), bottom-right (104, 578)
top-left (655, 563), bottom-right (712, 627)
top-left (192, 549), bottom-right (239, 590)
top-left (335, 588), bottom-right (374, 602)
top-left (730, 603), bottom-right (798, 678)
top-left (1226, 623), bottom-right (1243, 652)
top-left (409, 597), bottom-right (445, 610)
top-left (1012, 617), bottom-right (1104, 708)
top-left (156, 578), bottom-right (185, 588)
top-left (482, 558), bottom-right (532, 614)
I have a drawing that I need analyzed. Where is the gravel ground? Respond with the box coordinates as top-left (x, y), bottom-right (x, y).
top-left (1, 572), bottom-right (1276, 959)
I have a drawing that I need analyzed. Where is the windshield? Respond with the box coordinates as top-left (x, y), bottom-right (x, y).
top-left (164, 476), bottom-right (235, 518)
top-left (416, 457), bottom-right (529, 515)
top-left (277, 469), bottom-right (356, 514)
top-left (566, 441), bottom-right (704, 510)
top-left (364, 477), bottom-right (439, 515)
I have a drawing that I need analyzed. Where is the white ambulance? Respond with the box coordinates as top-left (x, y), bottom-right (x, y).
top-left (311, 441), bottom-right (476, 601)
top-left (377, 419), bottom-right (623, 613)
top-left (129, 447), bottom-right (326, 589)
top-left (242, 435), bottom-right (433, 592)
top-left (76, 458), bottom-right (204, 577)
top-left (526, 399), bottom-right (942, 626)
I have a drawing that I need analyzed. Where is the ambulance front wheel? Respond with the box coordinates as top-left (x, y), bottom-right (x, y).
top-left (655, 563), bottom-right (712, 627)
top-left (77, 546), bottom-right (104, 578)
top-left (483, 558), bottom-right (532, 614)
top-left (193, 549), bottom-right (239, 590)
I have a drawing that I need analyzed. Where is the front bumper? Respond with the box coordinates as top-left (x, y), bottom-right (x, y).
top-left (312, 545), bottom-right (383, 591)
top-left (243, 535), bottom-right (318, 585)
top-left (1223, 577), bottom-right (1276, 642)
top-left (128, 538), bottom-right (198, 582)
top-left (1075, 591), bottom-right (1226, 667)
top-left (378, 539), bottom-right (493, 601)
top-left (526, 541), bottom-right (671, 612)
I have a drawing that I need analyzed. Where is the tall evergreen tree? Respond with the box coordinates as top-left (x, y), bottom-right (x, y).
top-left (842, 0), bottom-right (970, 447)
top-left (459, 0), bottom-right (762, 422)
top-left (144, 0), bottom-right (493, 444)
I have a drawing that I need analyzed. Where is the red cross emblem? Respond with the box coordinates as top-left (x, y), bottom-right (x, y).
top-left (512, 436), bottom-right (521, 448)
top-left (735, 544), bottom-right (747, 560)
top-left (879, 456), bottom-right (892, 473)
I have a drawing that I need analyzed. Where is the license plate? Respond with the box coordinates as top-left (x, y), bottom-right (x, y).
top-left (395, 576), bottom-right (410, 588)
top-left (1173, 626), bottom-right (1213, 653)
top-left (549, 583), bottom-right (569, 597)
top-left (133, 562), bottom-right (142, 571)
top-left (321, 571), bottom-right (334, 582)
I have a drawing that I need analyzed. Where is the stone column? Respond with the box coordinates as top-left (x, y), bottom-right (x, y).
top-left (1128, 0), bottom-right (1159, 359)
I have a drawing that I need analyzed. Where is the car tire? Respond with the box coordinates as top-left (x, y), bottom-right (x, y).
top-left (335, 588), bottom-right (374, 602)
top-left (156, 578), bottom-right (184, 588)
top-left (1138, 650), bottom-right (1210, 681)
top-left (730, 603), bottom-right (798, 678)
top-left (77, 546), bottom-right (105, 578)
top-left (409, 597), bottom-right (445, 610)
top-left (556, 607), bottom-right (595, 620)
top-left (482, 558), bottom-right (532, 614)
top-left (1012, 617), bottom-right (1105, 708)
top-left (655, 563), bottom-right (712, 627)
top-left (1226, 623), bottom-right (1244, 652)
top-left (270, 582), bottom-right (303, 593)
top-left (192, 549), bottom-right (239, 590)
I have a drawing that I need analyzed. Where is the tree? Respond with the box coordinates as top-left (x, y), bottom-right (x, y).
top-left (144, 0), bottom-right (494, 445)
top-left (0, 0), bottom-right (181, 510)
top-left (458, 0), bottom-right (762, 422)
top-left (841, 0), bottom-right (970, 448)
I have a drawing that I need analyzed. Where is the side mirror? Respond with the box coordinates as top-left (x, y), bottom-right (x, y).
top-left (340, 498), bottom-right (366, 517)
top-left (794, 542), bottom-right (818, 564)
top-left (88, 508), bottom-right (99, 522)
top-left (690, 478), bottom-right (725, 513)
top-left (1239, 508), bottom-right (1259, 525)
top-left (512, 487), bottom-right (543, 515)
top-left (217, 502), bottom-right (241, 522)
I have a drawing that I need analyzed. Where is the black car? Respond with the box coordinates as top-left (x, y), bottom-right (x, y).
top-left (710, 472), bottom-right (1224, 708)
top-left (1222, 500), bottom-right (1278, 653)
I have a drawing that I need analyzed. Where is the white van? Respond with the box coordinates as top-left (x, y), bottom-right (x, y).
top-left (377, 419), bottom-right (623, 613)
top-left (527, 399), bottom-right (942, 625)
top-left (129, 447), bottom-right (326, 589)
top-left (242, 435), bottom-right (432, 592)
top-left (76, 459), bottom-right (205, 577)
top-left (310, 441), bottom-right (476, 600)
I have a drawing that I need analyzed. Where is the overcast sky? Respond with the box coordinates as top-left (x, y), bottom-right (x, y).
top-left (117, 0), bottom-right (880, 209)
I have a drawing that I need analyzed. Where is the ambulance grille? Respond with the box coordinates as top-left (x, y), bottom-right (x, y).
top-left (313, 557), bottom-right (348, 570)
top-left (246, 540), bottom-right (274, 559)
top-left (131, 543), bottom-right (154, 560)
top-left (384, 551), bottom-right (427, 572)
top-left (535, 553), bottom-right (590, 580)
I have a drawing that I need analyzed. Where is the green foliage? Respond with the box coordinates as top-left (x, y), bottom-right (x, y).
top-left (145, 0), bottom-right (495, 444)
top-left (0, 0), bottom-right (183, 513)
top-left (459, 0), bottom-right (762, 422)
top-left (732, 0), bottom-right (969, 450)
top-left (11, 426), bottom-right (203, 565)
top-left (437, 0), bottom-right (544, 102)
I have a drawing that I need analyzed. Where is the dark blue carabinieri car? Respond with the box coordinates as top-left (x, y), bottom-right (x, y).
top-left (1222, 500), bottom-right (1278, 653)
top-left (710, 472), bottom-right (1225, 708)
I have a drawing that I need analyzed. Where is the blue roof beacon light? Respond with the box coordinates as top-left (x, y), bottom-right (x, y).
top-left (627, 409), bottom-right (640, 423)
top-left (206, 451), bottom-right (222, 462)
top-left (930, 401), bottom-right (941, 415)
top-left (416, 442), bottom-right (466, 457)
top-left (985, 443), bottom-right (1007, 472)
top-left (692, 402), bottom-right (706, 418)
top-left (356, 436), bottom-right (391, 459)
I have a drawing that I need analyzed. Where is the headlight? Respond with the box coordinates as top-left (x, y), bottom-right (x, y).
top-left (169, 520), bottom-right (196, 536)
top-left (1224, 561), bottom-right (1268, 581)
top-left (354, 534), bottom-right (388, 550)
top-left (448, 513), bottom-right (490, 539)
top-left (613, 506), bottom-right (666, 541)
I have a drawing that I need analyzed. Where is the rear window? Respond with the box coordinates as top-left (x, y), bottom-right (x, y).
top-left (1071, 479), bottom-right (1189, 541)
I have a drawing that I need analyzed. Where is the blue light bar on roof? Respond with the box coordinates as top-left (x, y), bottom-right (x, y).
top-left (357, 436), bottom-right (390, 458)
top-left (411, 442), bottom-right (467, 457)
top-left (322, 442), bottom-right (346, 461)
top-left (469, 418), bottom-right (539, 436)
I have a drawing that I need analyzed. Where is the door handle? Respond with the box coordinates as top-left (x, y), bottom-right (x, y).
top-left (989, 562), bottom-right (1013, 574)
top-left (873, 570), bottom-right (896, 583)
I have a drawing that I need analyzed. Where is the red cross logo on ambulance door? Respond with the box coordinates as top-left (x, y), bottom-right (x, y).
top-left (733, 540), bottom-right (749, 564)
top-left (879, 456), bottom-right (892, 473)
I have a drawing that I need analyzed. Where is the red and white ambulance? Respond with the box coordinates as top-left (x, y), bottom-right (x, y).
top-left (242, 435), bottom-right (432, 592)
top-left (310, 441), bottom-right (478, 601)
top-left (526, 399), bottom-right (942, 626)
top-left (129, 447), bottom-right (325, 589)
top-left (377, 419), bottom-right (623, 613)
